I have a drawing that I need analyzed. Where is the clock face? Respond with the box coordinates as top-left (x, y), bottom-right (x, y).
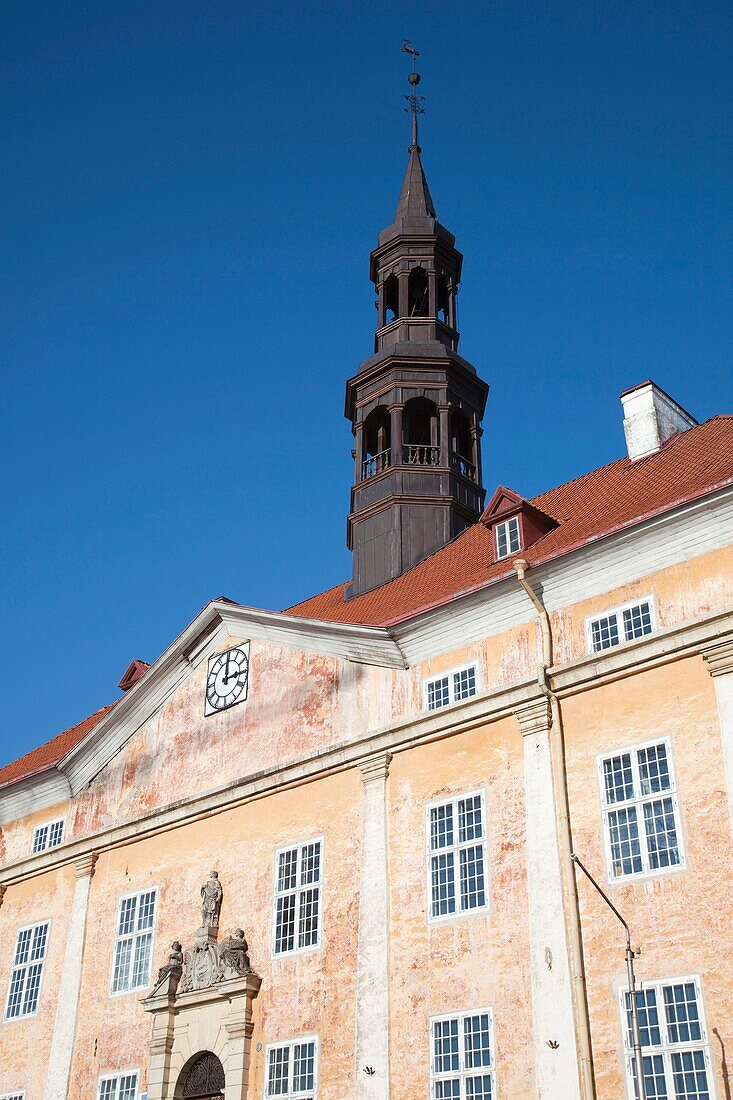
top-left (205, 644), bottom-right (250, 715)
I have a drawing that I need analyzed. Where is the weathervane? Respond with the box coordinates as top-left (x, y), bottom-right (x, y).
top-left (402, 40), bottom-right (425, 151)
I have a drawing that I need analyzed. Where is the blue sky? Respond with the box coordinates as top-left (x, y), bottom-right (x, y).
top-left (1, 1), bottom-right (731, 766)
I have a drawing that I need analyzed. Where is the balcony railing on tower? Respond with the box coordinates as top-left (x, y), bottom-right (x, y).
top-left (403, 444), bottom-right (440, 466)
top-left (362, 448), bottom-right (391, 480)
top-left (451, 451), bottom-right (477, 481)
top-left (360, 446), bottom-right (477, 483)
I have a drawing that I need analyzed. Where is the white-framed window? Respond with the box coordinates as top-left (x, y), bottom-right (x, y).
top-left (495, 516), bottom-right (521, 560)
top-left (599, 738), bottom-right (684, 882)
top-left (620, 976), bottom-right (713, 1099)
top-left (4, 921), bottom-right (49, 1020)
top-left (31, 817), bottom-right (65, 854)
top-left (110, 889), bottom-right (157, 994)
top-left (0, 1093), bottom-right (25, 1100)
top-left (427, 792), bottom-right (488, 921)
top-left (97, 1071), bottom-right (139, 1100)
top-left (430, 1008), bottom-right (496, 1098)
top-left (265, 1036), bottom-right (318, 1099)
top-left (587, 597), bottom-right (655, 654)
top-left (273, 839), bottom-right (323, 956)
top-left (424, 664), bottom-right (479, 712)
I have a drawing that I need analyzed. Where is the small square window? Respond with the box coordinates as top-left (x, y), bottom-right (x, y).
top-left (32, 818), bottom-right (65, 854)
top-left (424, 665), bottom-right (479, 712)
top-left (495, 517), bottom-right (521, 559)
top-left (588, 598), bottom-right (655, 654)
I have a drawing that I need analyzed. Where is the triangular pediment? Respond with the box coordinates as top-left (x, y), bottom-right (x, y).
top-left (480, 485), bottom-right (526, 522)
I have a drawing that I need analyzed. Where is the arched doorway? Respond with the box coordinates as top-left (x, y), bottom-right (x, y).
top-left (176, 1052), bottom-right (225, 1100)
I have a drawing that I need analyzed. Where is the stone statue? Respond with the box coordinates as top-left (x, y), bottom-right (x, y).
top-left (152, 940), bottom-right (183, 996)
top-left (156, 941), bottom-right (183, 984)
top-left (200, 869), bottom-right (223, 929)
top-left (216, 929), bottom-right (251, 981)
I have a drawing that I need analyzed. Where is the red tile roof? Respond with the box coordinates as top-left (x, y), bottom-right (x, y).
top-left (2, 417), bottom-right (732, 797)
top-left (286, 417), bottom-right (733, 627)
top-left (0, 703), bottom-right (116, 791)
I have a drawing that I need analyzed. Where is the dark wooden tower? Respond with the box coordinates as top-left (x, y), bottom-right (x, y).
top-left (345, 63), bottom-right (489, 598)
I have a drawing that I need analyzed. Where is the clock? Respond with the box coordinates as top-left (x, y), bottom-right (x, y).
top-left (205, 643), bottom-right (250, 715)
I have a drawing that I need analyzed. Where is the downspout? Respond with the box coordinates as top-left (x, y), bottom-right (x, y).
top-left (513, 558), bottom-right (596, 1100)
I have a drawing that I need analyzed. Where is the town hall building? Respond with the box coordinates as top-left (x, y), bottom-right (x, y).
top-left (1, 64), bottom-right (732, 1100)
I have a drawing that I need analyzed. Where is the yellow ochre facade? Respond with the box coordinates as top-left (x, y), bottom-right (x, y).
top-left (1, 512), bottom-right (733, 1100)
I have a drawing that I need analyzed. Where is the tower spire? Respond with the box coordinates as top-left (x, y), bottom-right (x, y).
top-left (394, 42), bottom-right (435, 223)
top-left (402, 40), bottom-right (424, 151)
top-left (343, 49), bottom-right (489, 597)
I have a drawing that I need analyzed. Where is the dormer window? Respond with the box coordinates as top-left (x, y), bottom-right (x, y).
top-left (481, 485), bottom-right (558, 563)
top-left (495, 516), bottom-right (521, 559)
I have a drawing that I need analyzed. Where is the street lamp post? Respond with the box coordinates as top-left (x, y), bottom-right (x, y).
top-left (571, 853), bottom-right (647, 1100)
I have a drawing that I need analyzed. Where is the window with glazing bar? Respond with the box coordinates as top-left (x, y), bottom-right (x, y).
top-left (265, 1038), bottom-right (317, 1099)
top-left (31, 818), bottom-right (65, 854)
top-left (599, 739), bottom-right (683, 881)
top-left (425, 665), bottom-right (478, 712)
top-left (428, 792), bottom-right (488, 920)
top-left (97, 1072), bottom-right (139, 1100)
top-left (587, 598), bottom-right (655, 653)
top-left (274, 840), bottom-right (322, 955)
top-left (4, 921), bottom-right (49, 1020)
top-left (494, 516), bottom-right (521, 559)
top-left (621, 977), bottom-right (712, 1100)
top-left (110, 889), bottom-right (157, 994)
top-left (430, 1009), bottom-right (495, 1098)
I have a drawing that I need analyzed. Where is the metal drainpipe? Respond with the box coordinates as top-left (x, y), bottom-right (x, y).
top-left (513, 558), bottom-right (597, 1100)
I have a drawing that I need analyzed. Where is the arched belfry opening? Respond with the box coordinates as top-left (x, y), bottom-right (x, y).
top-left (383, 273), bottom-right (399, 324)
top-left (345, 55), bottom-right (489, 596)
top-left (176, 1052), bottom-right (225, 1100)
top-left (403, 397), bottom-right (438, 465)
top-left (363, 406), bottom-right (391, 479)
top-left (408, 266), bottom-right (429, 316)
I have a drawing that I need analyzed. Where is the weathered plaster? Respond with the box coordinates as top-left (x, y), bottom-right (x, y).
top-left (564, 657), bottom-right (733, 1098)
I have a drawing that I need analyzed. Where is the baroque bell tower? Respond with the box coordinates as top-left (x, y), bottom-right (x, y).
top-left (346, 52), bottom-right (489, 597)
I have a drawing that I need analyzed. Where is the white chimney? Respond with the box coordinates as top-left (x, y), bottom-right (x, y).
top-left (620, 380), bottom-right (697, 461)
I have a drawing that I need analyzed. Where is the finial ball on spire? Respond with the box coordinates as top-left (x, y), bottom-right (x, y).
top-left (408, 70), bottom-right (421, 87)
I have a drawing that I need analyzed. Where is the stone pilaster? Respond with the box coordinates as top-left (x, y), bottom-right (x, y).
top-left (702, 637), bottom-right (733, 830)
top-left (354, 752), bottom-right (392, 1099)
top-left (516, 699), bottom-right (582, 1100)
top-left (146, 1006), bottom-right (178, 1100)
top-left (44, 851), bottom-right (98, 1100)
top-left (223, 1011), bottom-right (256, 1100)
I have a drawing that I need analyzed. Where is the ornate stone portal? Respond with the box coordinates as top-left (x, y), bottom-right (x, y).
top-left (142, 871), bottom-right (261, 1100)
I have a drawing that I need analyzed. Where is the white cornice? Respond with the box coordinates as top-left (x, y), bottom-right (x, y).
top-left (2, 605), bottom-right (732, 888)
top-left (0, 483), bottom-right (731, 823)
